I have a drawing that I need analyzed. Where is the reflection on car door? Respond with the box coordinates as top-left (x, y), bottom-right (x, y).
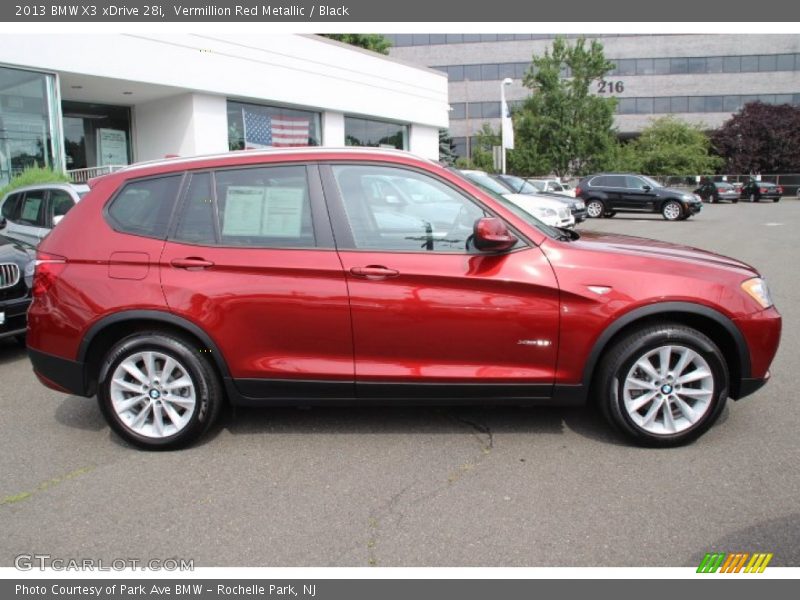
top-left (324, 163), bottom-right (561, 401)
top-left (10, 190), bottom-right (49, 244)
top-left (620, 176), bottom-right (657, 211)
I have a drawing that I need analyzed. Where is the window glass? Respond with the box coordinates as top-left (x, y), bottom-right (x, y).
top-left (741, 55), bottom-right (759, 72)
top-left (450, 103), bottom-right (466, 120)
top-left (705, 96), bottom-right (724, 112)
top-left (499, 63), bottom-right (516, 79)
top-left (108, 175), bottom-right (182, 239)
top-left (625, 176), bottom-right (646, 189)
top-left (723, 95), bottom-right (742, 112)
top-left (467, 103), bottom-right (483, 119)
top-left (392, 35), bottom-right (413, 47)
top-left (50, 189), bottom-right (75, 220)
top-left (605, 175), bottom-right (626, 187)
top-left (412, 34), bottom-right (430, 46)
top-left (670, 58), bottom-right (688, 74)
top-left (481, 64), bottom-right (499, 81)
top-left (448, 65), bottom-right (464, 81)
top-left (617, 98), bottom-right (636, 114)
top-left (636, 98), bottom-right (654, 114)
top-left (653, 58), bottom-right (670, 74)
top-left (654, 97), bottom-right (671, 113)
top-left (758, 94), bottom-right (776, 105)
top-left (706, 57), bottom-right (723, 73)
top-left (670, 96), bottom-right (689, 112)
top-left (688, 57), bottom-right (706, 73)
top-left (775, 94), bottom-right (792, 105)
top-left (214, 166), bottom-right (313, 248)
top-left (483, 102), bottom-right (501, 118)
top-left (174, 173), bottom-right (216, 245)
top-left (1, 193), bottom-right (22, 220)
top-left (464, 65), bottom-right (481, 81)
top-left (480, 34), bottom-right (498, 43)
top-left (18, 190), bottom-right (46, 226)
top-left (333, 165), bottom-right (486, 252)
top-left (345, 117), bottom-right (408, 150)
top-left (688, 96), bottom-right (706, 112)
top-left (429, 34), bottom-right (447, 45)
top-left (723, 56), bottom-right (741, 73)
top-left (515, 63), bottom-right (529, 79)
top-left (227, 101), bottom-right (321, 151)
top-left (62, 101), bottom-right (132, 171)
top-left (462, 34), bottom-right (482, 43)
top-left (636, 58), bottom-right (654, 75)
top-left (776, 54), bottom-right (795, 71)
top-left (759, 55), bottom-right (777, 72)
top-left (445, 34), bottom-right (464, 44)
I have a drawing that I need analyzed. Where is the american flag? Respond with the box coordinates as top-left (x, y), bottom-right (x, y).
top-left (243, 109), bottom-right (310, 148)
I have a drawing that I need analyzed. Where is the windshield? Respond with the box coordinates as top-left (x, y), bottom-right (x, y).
top-left (461, 171), bottom-right (512, 195)
top-left (500, 175), bottom-right (539, 195)
top-left (450, 169), bottom-right (563, 239)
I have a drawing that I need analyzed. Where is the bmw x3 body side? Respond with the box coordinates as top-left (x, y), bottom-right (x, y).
top-left (26, 149), bottom-right (781, 449)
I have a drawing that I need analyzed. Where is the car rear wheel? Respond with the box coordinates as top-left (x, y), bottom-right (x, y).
top-left (97, 332), bottom-right (223, 450)
top-left (596, 324), bottom-right (728, 447)
top-left (661, 200), bottom-right (682, 221)
top-left (586, 199), bottom-right (605, 218)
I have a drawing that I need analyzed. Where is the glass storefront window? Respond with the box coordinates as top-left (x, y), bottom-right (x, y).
top-left (0, 66), bottom-right (62, 187)
top-left (344, 117), bottom-right (408, 150)
top-left (227, 101), bottom-right (321, 150)
top-left (62, 101), bottom-right (132, 170)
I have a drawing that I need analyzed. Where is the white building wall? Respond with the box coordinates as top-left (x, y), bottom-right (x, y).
top-left (134, 94), bottom-right (195, 161)
top-left (322, 112), bottom-right (345, 146)
top-left (409, 124), bottom-right (440, 159)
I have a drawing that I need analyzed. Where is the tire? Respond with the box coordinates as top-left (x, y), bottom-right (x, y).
top-left (773, 198), bottom-right (780, 203)
top-left (596, 323), bottom-right (729, 447)
top-left (97, 332), bottom-right (223, 450)
top-left (749, 193), bottom-right (757, 203)
top-left (586, 199), bottom-right (605, 218)
top-left (605, 211), bottom-right (617, 218)
top-left (733, 199), bottom-right (739, 204)
top-left (661, 200), bottom-right (683, 221)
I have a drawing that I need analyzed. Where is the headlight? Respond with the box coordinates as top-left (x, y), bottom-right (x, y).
top-left (24, 260), bottom-right (35, 277)
top-left (533, 207), bottom-right (557, 218)
top-left (575, 201), bottom-right (585, 209)
top-left (741, 277), bottom-right (773, 309)
top-left (682, 194), bottom-right (695, 201)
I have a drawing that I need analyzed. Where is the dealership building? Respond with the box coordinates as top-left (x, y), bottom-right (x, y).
top-left (387, 34), bottom-right (800, 159)
top-left (0, 34), bottom-right (448, 187)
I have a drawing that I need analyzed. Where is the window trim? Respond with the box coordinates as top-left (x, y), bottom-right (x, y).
top-left (319, 161), bottom-right (531, 255)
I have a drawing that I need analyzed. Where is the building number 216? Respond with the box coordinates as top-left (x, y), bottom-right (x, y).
top-left (597, 80), bottom-right (625, 93)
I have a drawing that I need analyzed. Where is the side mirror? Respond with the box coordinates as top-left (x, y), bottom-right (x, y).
top-left (473, 217), bottom-right (517, 252)
top-left (52, 215), bottom-right (65, 226)
top-left (642, 185), bottom-right (652, 192)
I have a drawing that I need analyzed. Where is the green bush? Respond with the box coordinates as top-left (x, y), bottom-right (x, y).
top-left (0, 166), bottom-right (70, 199)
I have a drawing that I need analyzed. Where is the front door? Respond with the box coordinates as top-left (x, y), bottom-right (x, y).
top-left (323, 163), bottom-right (560, 401)
top-left (620, 175), bottom-right (659, 211)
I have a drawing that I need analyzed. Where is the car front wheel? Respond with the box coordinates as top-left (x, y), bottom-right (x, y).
top-left (586, 199), bottom-right (605, 218)
top-left (661, 200), bottom-right (683, 221)
top-left (97, 332), bottom-right (223, 450)
top-left (596, 323), bottom-right (728, 447)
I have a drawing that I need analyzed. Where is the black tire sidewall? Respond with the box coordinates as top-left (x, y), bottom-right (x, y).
top-left (600, 326), bottom-right (729, 447)
top-left (97, 333), bottom-right (220, 450)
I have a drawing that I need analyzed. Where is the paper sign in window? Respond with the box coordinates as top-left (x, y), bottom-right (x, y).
top-left (222, 186), bottom-right (265, 236)
top-left (262, 187), bottom-right (304, 237)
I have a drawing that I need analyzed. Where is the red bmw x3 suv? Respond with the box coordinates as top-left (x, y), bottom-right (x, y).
top-left (27, 149), bottom-right (781, 449)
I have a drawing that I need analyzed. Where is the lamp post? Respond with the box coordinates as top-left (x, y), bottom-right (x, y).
top-left (500, 77), bottom-right (513, 174)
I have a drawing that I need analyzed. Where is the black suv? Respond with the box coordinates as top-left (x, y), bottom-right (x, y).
top-left (0, 234), bottom-right (35, 344)
top-left (576, 174), bottom-right (703, 221)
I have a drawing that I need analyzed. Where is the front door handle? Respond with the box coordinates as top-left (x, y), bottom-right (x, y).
top-left (171, 257), bottom-right (215, 270)
top-left (349, 265), bottom-right (400, 280)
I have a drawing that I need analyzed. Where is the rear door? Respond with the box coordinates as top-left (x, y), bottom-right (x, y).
top-left (9, 189), bottom-right (49, 244)
top-left (322, 162), bottom-right (560, 401)
top-left (159, 164), bottom-right (354, 400)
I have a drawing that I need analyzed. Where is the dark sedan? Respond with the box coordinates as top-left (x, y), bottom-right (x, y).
top-left (0, 234), bottom-right (35, 344)
top-left (741, 180), bottom-right (783, 203)
top-left (694, 181), bottom-right (739, 203)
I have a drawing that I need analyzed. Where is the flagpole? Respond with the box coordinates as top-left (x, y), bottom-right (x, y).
top-left (500, 78), bottom-right (513, 174)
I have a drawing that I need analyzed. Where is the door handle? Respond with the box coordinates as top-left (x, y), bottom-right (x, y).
top-left (349, 265), bottom-right (400, 280)
top-left (170, 257), bottom-right (215, 270)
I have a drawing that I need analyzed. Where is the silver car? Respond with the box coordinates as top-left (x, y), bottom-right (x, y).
top-left (0, 182), bottom-right (89, 245)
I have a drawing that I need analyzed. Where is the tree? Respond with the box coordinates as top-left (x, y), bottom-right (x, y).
top-left (321, 34), bottom-right (391, 55)
top-left (618, 116), bottom-right (723, 175)
top-left (509, 37), bottom-right (618, 177)
top-left (711, 102), bottom-right (800, 173)
top-left (438, 129), bottom-right (457, 166)
top-left (455, 122), bottom-right (499, 172)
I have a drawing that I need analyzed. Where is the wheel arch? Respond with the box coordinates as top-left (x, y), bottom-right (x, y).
top-left (78, 310), bottom-right (231, 397)
top-left (583, 302), bottom-right (750, 400)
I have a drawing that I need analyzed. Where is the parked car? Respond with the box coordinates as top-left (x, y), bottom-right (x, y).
top-left (460, 170), bottom-right (575, 229)
top-left (575, 173), bottom-right (703, 221)
top-left (27, 148), bottom-right (781, 449)
top-left (694, 180), bottom-right (739, 204)
top-left (526, 178), bottom-right (577, 198)
top-left (740, 180), bottom-right (783, 203)
top-left (494, 174), bottom-right (587, 223)
top-left (0, 233), bottom-right (35, 344)
top-left (0, 183), bottom-right (89, 246)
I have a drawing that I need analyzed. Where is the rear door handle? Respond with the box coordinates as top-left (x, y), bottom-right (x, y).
top-left (349, 265), bottom-right (400, 280)
top-left (170, 257), bottom-right (215, 270)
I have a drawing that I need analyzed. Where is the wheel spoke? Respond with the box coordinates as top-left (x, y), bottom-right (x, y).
top-left (673, 396), bottom-right (698, 422)
top-left (161, 356), bottom-right (177, 382)
top-left (641, 397), bottom-right (664, 427)
top-left (629, 390), bottom-right (658, 412)
top-left (115, 394), bottom-right (148, 413)
top-left (673, 347), bottom-right (695, 377)
top-left (161, 401), bottom-right (185, 428)
top-left (130, 401), bottom-right (152, 430)
top-left (635, 357), bottom-right (660, 381)
top-left (677, 368), bottom-right (712, 385)
top-left (658, 346), bottom-right (672, 377)
top-left (121, 362), bottom-right (149, 384)
top-left (626, 377), bottom-right (657, 391)
top-left (152, 403), bottom-right (164, 437)
top-left (143, 352), bottom-right (156, 380)
top-left (676, 387), bottom-right (713, 398)
top-left (164, 376), bottom-right (193, 391)
top-left (112, 378), bottom-right (144, 394)
top-left (662, 399), bottom-right (676, 432)
top-left (165, 396), bottom-right (194, 409)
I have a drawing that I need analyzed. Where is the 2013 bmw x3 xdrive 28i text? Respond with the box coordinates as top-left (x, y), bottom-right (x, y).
top-left (27, 149), bottom-right (781, 449)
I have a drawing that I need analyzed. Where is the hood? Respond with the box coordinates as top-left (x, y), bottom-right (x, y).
top-left (503, 193), bottom-right (569, 211)
top-left (660, 186), bottom-right (700, 200)
top-left (573, 230), bottom-right (757, 275)
top-left (0, 234), bottom-right (35, 263)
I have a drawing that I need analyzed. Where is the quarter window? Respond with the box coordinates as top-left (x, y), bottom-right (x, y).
top-left (332, 165), bottom-right (486, 253)
top-left (18, 190), bottom-right (46, 226)
top-left (107, 175), bottom-right (183, 239)
top-left (173, 173), bottom-right (216, 245)
top-left (50, 189), bottom-right (75, 222)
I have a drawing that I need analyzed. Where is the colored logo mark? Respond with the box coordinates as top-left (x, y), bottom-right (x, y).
top-left (697, 552), bottom-right (773, 573)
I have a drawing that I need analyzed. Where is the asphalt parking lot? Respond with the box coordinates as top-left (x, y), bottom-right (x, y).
top-left (1, 199), bottom-right (798, 568)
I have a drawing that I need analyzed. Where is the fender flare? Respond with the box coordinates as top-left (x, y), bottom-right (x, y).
top-left (581, 301), bottom-right (751, 388)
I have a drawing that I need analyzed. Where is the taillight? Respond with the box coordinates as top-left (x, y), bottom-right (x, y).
top-left (32, 251), bottom-right (67, 297)
top-left (777, 186), bottom-right (783, 194)
top-left (575, 186), bottom-right (582, 196)
top-left (760, 187), bottom-right (768, 193)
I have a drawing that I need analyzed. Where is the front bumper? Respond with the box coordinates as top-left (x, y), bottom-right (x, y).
top-left (0, 297), bottom-right (30, 340)
top-left (572, 208), bottom-right (588, 222)
top-left (687, 202), bottom-right (703, 215)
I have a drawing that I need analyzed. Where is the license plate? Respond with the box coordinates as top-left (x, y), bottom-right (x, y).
top-left (0, 311), bottom-right (5, 326)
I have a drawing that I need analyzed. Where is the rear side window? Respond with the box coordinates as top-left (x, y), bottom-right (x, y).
top-left (18, 190), bottom-right (47, 226)
top-left (174, 173), bottom-right (216, 245)
top-left (50, 189), bottom-right (75, 220)
top-left (107, 175), bottom-right (183, 239)
top-left (213, 165), bottom-right (315, 248)
top-left (1, 193), bottom-right (22, 221)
